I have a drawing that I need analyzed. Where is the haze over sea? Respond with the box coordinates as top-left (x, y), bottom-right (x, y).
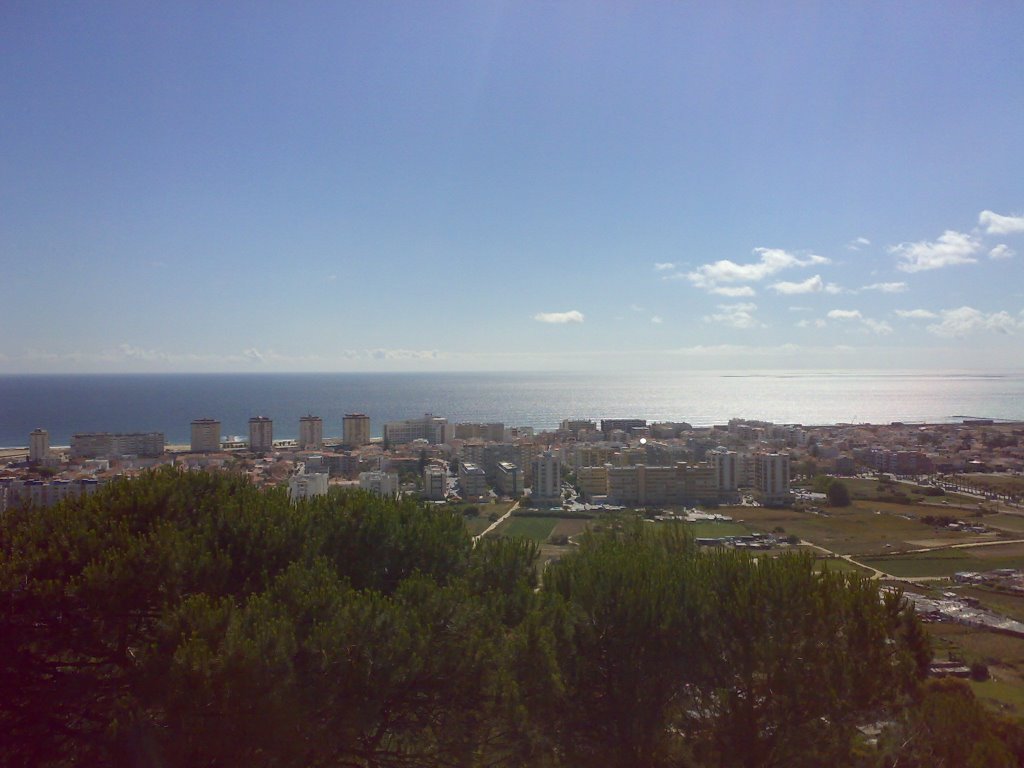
top-left (2, 371), bottom-right (1023, 448)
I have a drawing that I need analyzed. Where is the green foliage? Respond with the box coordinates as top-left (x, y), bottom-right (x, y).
top-left (1, 469), bottom-right (946, 767)
top-left (875, 679), bottom-right (1024, 768)
top-left (827, 479), bottom-right (852, 507)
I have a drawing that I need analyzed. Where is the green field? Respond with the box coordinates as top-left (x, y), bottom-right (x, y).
top-left (683, 521), bottom-right (750, 538)
top-left (463, 516), bottom-right (493, 536)
top-left (861, 549), bottom-right (1024, 578)
top-left (985, 513), bottom-right (1024, 533)
top-left (496, 516), bottom-right (559, 542)
top-left (861, 551), bottom-right (973, 578)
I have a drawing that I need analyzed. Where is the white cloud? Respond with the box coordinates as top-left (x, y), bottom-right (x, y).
top-left (533, 310), bottom-right (584, 324)
top-left (927, 306), bottom-right (1019, 337)
top-left (770, 275), bottom-right (823, 295)
top-left (895, 309), bottom-right (938, 319)
top-left (687, 247), bottom-right (829, 292)
top-left (890, 230), bottom-right (980, 272)
top-left (116, 343), bottom-right (169, 362)
top-left (990, 244), bottom-right (1016, 260)
top-left (795, 318), bottom-right (826, 329)
top-left (368, 348), bottom-right (441, 360)
top-left (703, 302), bottom-right (762, 329)
top-left (847, 237), bottom-right (871, 251)
top-left (862, 318), bottom-right (893, 335)
top-left (826, 309), bottom-right (891, 334)
top-left (651, 316), bottom-right (663, 324)
top-left (710, 285), bottom-right (757, 297)
top-left (862, 282), bottom-right (908, 293)
top-left (242, 347), bottom-right (266, 363)
top-left (653, 262), bottom-right (676, 271)
top-left (979, 210), bottom-right (1024, 235)
top-left (630, 304), bottom-right (645, 313)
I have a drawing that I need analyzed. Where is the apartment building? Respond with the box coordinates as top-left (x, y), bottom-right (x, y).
top-left (494, 462), bottom-right (523, 497)
top-left (422, 465), bottom-right (447, 501)
top-left (359, 470), bottom-right (399, 497)
top-left (288, 472), bottom-right (329, 501)
top-left (383, 414), bottom-right (449, 446)
top-left (342, 414), bottom-right (371, 447)
top-left (531, 450), bottom-right (561, 506)
top-left (71, 432), bottom-right (166, 459)
top-left (191, 418), bottom-right (221, 452)
top-left (298, 415), bottom-right (324, 451)
top-left (248, 417), bottom-right (273, 452)
top-left (755, 453), bottom-right (792, 507)
top-left (29, 428), bottom-right (49, 462)
top-left (458, 461), bottom-right (489, 501)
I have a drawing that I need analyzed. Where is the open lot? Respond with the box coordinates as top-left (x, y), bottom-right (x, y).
top-left (957, 586), bottom-right (1024, 624)
top-left (926, 623), bottom-right (1024, 714)
top-left (726, 504), bottom-right (999, 557)
top-left (861, 544), bottom-right (1024, 578)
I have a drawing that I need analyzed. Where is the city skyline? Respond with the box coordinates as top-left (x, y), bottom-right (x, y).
top-left (2, 3), bottom-right (1023, 373)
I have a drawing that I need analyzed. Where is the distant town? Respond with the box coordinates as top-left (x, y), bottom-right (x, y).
top-left (4, 411), bottom-right (1022, 514)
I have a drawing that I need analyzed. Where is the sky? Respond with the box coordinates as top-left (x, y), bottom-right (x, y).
top-left (1, 2), bottom-right (1023, 373)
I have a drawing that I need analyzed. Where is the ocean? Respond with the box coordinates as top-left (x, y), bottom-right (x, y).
top-left (1, 370), bottom-right (1023, 447)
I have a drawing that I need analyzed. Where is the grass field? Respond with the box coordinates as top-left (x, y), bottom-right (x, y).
top-left (726, 501), bottom-right (1004, 558)
top-left (861, 551), bottom-right (974, 578)
top-left (496, 516), bottom-right (559, 543)
top-left (463, 516), bottom-right (493, 536)
top-left (985, 513), bottom-right (1024, 533)
top-left (861, 545), bottom-right (1024, 578)
top-left (682, 521), bottom-right (750, 538)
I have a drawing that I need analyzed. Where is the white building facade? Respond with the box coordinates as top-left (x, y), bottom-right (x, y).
top-left (359, 470), bottom-right (400, 497)
top-left (755, 453), bottom-right (792, 507)
top-left (288, 472), bottom-right (329, 501)
top-left (531, 450), bottom-right (561, 506)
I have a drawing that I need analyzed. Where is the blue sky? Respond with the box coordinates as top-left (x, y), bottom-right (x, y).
top-left (1, 2), bottom-right (1022, 372)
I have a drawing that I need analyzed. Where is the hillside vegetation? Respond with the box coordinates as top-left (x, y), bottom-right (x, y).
top-left (2, 468), bottom-right (1022, 767)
